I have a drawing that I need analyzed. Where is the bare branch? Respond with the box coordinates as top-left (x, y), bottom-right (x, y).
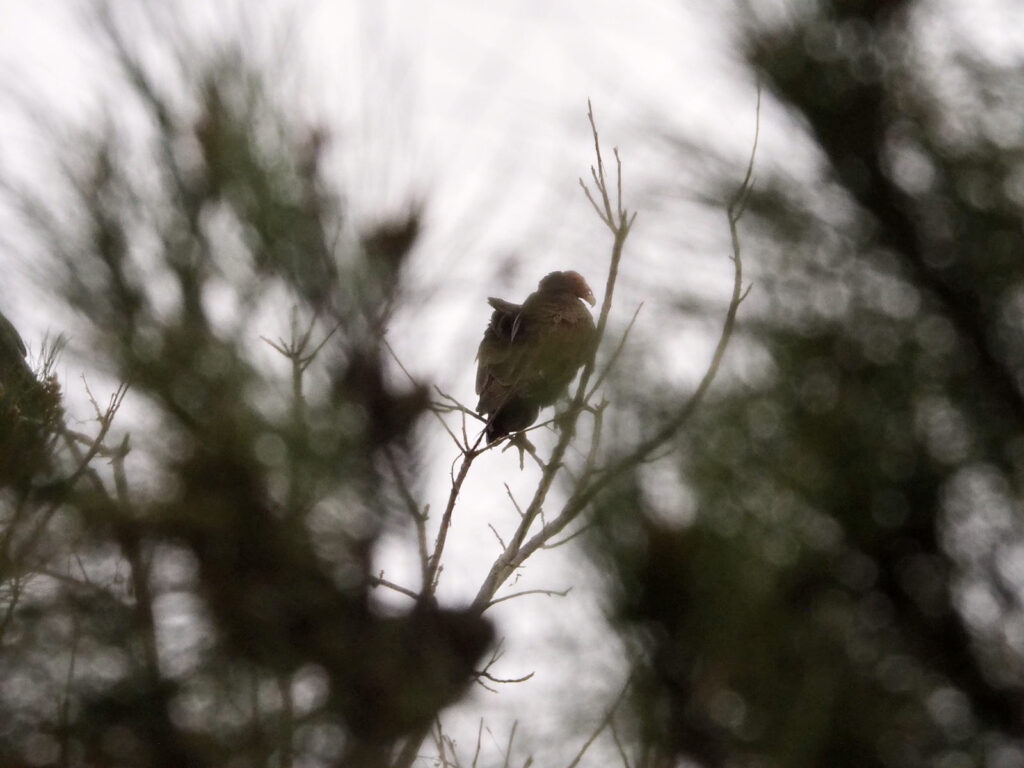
top-left (62, 381), bottom-right (128, 489)
top-left (586, 100), bottom-right (613, 223)
top-left (262, 310), bottom-right (340, 375)
top-left (579, 177), bottom-right (610, 226)
top-left (385, 447), bottom-right (427, 524)
top-left (423, 440), bottom-right (482, 597)
top-left (415, 503), bottom-right (431, 584)
top-left (488, 523), bottom-right (508, 550)
top-left (472, 719), bottom-right (485, 768)
top-left (614, 148), bottom-right (625, 221)
top-left (432, 721), bottom-right (451, 768)
top-left (368, 573), bottom-right (420, 601)
top-left (503, 721), bottom-right (519, 768)
top-left (565, 676), bottom-right (633, 768)
top-left (555, 89), bottom-right (761, 525)
top-left (541, 522), bottom-right (595, 550)
top-left (588, 302), bottom-right (643, 399)
top-left (466, 91), bottom-right (759, 632)
top-left (382, 339), bottom-right (477, 451)
top-left (504, 483), bottom-right (525, 518)
top-left (480, 669), bottom-right (535, 685)
top-left (470, 102), bottom-right (633, 612)
top-left (608, 718), bottom-right (633, 768)
top-left (9, 381), bottom-right (129, 573)
top-left (433, 387), bottom-right (485, 423)
top-left (728, 84), bottom-right (762, 221)
top-left (486, 586), bottom-right (571, 608)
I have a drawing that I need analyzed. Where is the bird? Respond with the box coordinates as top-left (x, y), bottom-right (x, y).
top-left (475, 270), bottom-right (597, 444)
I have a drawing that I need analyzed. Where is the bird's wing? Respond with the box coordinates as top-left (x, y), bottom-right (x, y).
top-left (475, 334), bottom-right (530, 403)
top-left (475, 298), bottom-right (533, 408)
top-left (484, 298), bottom-right (522, 341)
top-left (487, 297), bottom-right (520, 315)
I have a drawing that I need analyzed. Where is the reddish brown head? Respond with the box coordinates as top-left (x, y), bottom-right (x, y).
top-left (538, 270), bottom-right (596, 306)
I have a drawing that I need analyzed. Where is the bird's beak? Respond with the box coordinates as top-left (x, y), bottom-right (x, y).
top-left (584, 290), bottom-right (596, 307)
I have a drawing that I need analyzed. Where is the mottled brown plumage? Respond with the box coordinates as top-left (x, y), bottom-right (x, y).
top-left (475, 271), bottom-right (597, 443)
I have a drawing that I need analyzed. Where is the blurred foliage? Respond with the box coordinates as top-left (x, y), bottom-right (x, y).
top-left (0, 18), bottom-right (489, 768)
top-left (595, 1), bottom-right (1024, 766)
top-left (0, 317), bottom-right (63, 495)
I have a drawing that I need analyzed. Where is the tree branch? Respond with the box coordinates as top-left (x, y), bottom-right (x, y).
top-left (469, 102), bottom-right (633, 613)
top-left (565, 675), bottom-right (633, 768)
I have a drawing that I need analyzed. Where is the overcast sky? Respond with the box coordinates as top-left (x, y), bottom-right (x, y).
top-left (0, 1), bottom-right (973, 763)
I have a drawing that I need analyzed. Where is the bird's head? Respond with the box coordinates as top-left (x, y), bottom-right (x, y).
top-left (539, 270), bottom-right (596, 307)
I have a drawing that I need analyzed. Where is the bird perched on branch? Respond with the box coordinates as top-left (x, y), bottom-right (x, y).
top-left (475, 270), bottom-right (597, 444)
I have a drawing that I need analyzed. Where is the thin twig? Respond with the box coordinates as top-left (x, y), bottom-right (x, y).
top-left (368, 573), bottom-right (420, 601)
top-left (385, 447), bottom-right (426, 523)
top-left (423, 439), bottom-right (482, 597)
top-left (486, 586), bottom-right (572, 608)
top-left (488, 523), bottom-right (507, 550)
top-left (551, 88), bottom-right (762, 533)
top-left (62, 381), bottom-right (128, 488)
top-left (382, 337), bottom-right (474, 449)
top-left (541, 521), bottom-right (595, 550)
top-left (565, 676), bottom-right (633, 768)
top-left (469, 102), bottom-right (632, 612)
top-left (588, 302), bottom-right (643, 398)
top-left (503, 721), bottom-right (518, 768)
top-left (12, 384), bottom-right (128, 570)
top-left (471, 718), bottom-right (485, 768)
top-left (608, 718), bottom-right (632, 768)
top-left (415, 503), bottom-right (431, 586)
top-left (504, 483), bottom-right (525, 518)
top-left (432, 721), bottom-right (450, 768)
top-left (729, 85), bottom-right (761, 219)
top-left (479, 669), bottom-right (535, 685)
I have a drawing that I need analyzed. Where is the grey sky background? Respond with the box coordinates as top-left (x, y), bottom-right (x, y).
top-left (8, 0), bottom-right (1004, 763)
